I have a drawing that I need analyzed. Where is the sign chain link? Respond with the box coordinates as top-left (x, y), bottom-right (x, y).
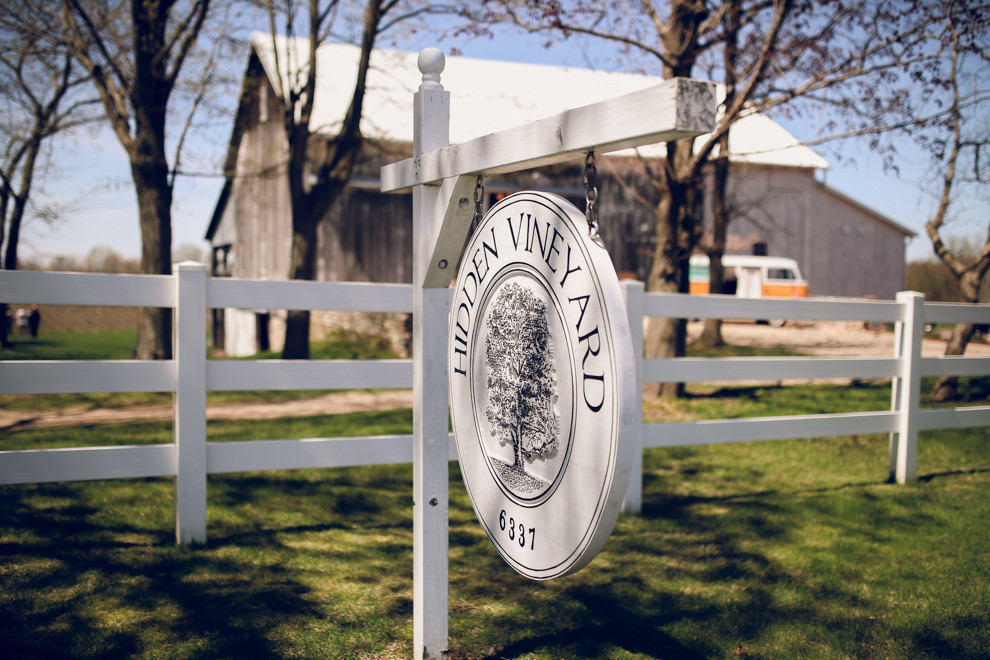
top-left (584, 152), bottom-right (599, 238)
top-left (470, 174), bottom-right (485, 237)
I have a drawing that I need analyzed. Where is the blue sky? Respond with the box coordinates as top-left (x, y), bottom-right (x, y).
top-left (21, 23), bottom-right (948, 267)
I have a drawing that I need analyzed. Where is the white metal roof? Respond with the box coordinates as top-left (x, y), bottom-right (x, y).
top-left (690, 254), bottom-right (803, 269)
top-left (251, 34), bottom-right (831, 170)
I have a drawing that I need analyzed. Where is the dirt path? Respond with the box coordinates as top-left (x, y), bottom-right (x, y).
top-left (4, 322), bottom-right (986, 431)
top-left (0, 390), bottom-right (414, 433)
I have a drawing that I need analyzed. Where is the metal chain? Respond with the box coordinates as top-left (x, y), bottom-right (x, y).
top-left (473, 175), bottom-right (484, 226)
top-left (465, 174), bottom-right (485, 239)
top-left (584, 152), bottom-right (599, 238)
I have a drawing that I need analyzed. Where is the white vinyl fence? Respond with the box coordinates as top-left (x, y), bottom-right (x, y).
top-left (0, 264), bottom-right (422, 544)
top-left (619, 282), bottom-right (990, 513)
top-left (2, 268), bottom-right (990, 534)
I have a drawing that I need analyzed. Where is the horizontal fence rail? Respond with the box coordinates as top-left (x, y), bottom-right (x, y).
top-left (0, 360), bottom-right (176, 394)
top-left (0, 435), bottom-right (460, 486)
top-left (0, 444), bottom-right (178, 485)
top-left (923, 302), bottom-right (990, 325)
top-left (646, 356), bottom-right (902, 383)
top-left (208, 278), bottom-right (413, 312)
top-left (643, 291), bottom-right (908, 322)
top-left (646, 411), bottom-right (900, 448)
top-left (207, 359), bottom-right (413, 391)
top-left (917, 406), bottom-right (990, 431)
top-left (920, 356), bottom-right (990, 377)
top-left (207, 434), bottom-right (458, 474)
top-left (2, 267), bottom-right (990, 542)
top-left (0, 269), bottom-right (176, 307)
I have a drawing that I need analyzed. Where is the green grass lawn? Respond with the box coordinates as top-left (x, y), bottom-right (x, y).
top-left (0, 329), bottom-right (139, 360)
top-left (1, 382), bottom-right (988, 659)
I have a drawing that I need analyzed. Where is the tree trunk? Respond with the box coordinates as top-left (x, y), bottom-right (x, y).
top-left (644, 144), bottom-right (700, 398)
top-left (701, 0), bottom-right (739, 348)
top-left (701, 149), bottom-right (731, 348)
top-left (2, 142), bottom-right (39, 272)
top-left (278, 0), bottom-right (383, 360)
top-left (0, 189), bottom-right (6, 347)
top-left (282, 197), bottom-right (320, 359)
top-left (1, 136), bottom-right (42, 348)
top-left (933, 269), bottom-right (984, 400)
top-left (513, 425), bottom-right (522, 468)
top-left (642, 0), bottom-right (709, 398)
top-left (932, 323), bottom-right (974, 401)
top-left (130, 130), bottom-right (174, 361)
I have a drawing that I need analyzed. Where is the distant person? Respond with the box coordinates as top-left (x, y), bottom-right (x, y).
top-left (28, 305), bottom-right (41, 338)
top-left (15, 307), bottom-right (29, 335)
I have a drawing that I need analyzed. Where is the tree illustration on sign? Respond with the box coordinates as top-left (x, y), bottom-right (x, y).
top-left (485, 281), bottom-right (559, 492)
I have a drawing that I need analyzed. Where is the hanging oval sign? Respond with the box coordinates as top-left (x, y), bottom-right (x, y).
top-left (448, 191), bottom-right (635, 580)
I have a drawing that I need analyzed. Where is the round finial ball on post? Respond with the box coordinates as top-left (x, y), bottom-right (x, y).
top-left (418, 47), bottom-right (445, 75)
top-left (418, 48), bottom-right (445, 90)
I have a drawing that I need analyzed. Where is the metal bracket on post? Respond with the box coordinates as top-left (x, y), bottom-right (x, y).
top-left (423, 174), bottom-right (481, 289)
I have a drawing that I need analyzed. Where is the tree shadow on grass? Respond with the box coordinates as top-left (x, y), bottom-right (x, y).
top-left (0, 472), bottom-right (415, 660)
top-left (445, 465), bottom-right (988, 660)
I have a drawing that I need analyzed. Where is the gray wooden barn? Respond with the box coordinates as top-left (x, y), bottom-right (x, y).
top-left (206, 34), bottom-right (915, 356)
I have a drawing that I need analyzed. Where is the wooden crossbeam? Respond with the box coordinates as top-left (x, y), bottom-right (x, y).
top-left (381, 78), bottom-right (716, 193)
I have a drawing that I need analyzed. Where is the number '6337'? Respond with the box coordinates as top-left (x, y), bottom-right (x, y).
top-left (499, 509), bottom-right (535, 550)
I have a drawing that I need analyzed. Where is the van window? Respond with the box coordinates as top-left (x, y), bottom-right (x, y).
top-left (689, 264), bottom-right (710, 281)
top-left (767, 268), bottom-right (796, 280)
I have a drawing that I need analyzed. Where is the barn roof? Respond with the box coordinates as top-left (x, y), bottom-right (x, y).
top-left (250, 33), bottom-right (831, 170)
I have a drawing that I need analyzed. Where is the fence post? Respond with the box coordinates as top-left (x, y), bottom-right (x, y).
top-left (174, 262), bottom-right (208, 544)
top-left (412, 48), bottom-right (450, 660)
top-left (890, 291), bottom-right (924, 484)
top-left (621, 280), bottom-right (645, 514)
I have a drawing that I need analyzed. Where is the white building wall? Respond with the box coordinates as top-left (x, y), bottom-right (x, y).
top-left (224, 308), bottom-right (257, 357)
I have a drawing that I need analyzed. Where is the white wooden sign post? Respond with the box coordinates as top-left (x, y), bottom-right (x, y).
top-left (386, 48), bottom-right (715, 660)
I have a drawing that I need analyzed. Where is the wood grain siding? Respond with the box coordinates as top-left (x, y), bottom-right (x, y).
top-left (229, 73), bottom-right (292, 282)
top-left (318, 188), bottom-right (414, 283)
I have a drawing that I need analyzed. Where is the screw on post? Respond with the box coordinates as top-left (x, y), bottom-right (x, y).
top-left (584, 152), bottom-right (599, 238)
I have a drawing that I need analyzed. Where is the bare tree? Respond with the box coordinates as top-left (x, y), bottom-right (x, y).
top-left (266, 0), bottom-right (453, 359)
top-left (919, 2), bottom-right (990, 401)
top-left (0, 0), bottom-right (99, 348)
top-left (49, 0), bottom-right (213, 359)
top-left (267, 0), bottom-right (384, 359)
top-left (467, 1), bottom-right (940, 395)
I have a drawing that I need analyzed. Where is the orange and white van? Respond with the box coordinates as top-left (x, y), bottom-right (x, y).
top-left (688, 254), bottom-right (809, 299)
